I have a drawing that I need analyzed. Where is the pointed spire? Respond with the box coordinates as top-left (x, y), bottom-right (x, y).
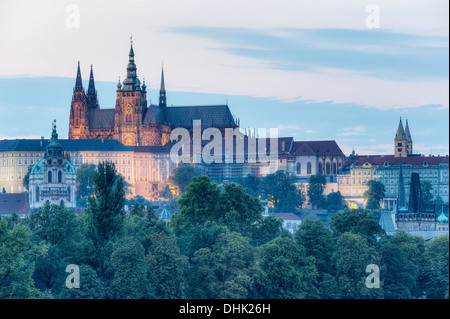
top-left (45, 119), bottom-right (63, 158)
top-left (86, 64), bottom-right (99, 109)
top-left (74, 61), bottom-right (83, 92)
top-left (404, 119), bottom-right (412, 142)
top-left (395, 117), bottom-right (406, 140)
top-left (159, 64), bottom-right (167, 109)
top-left (397, 155), bottom-right (407, 210)
top-left (129, 36), bottom-right (135, 60)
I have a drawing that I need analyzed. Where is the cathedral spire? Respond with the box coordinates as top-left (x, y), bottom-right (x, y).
top-left (74, 61), bottom-right (83, 92)
top-left (86, 64), bottom-right (99, 109)
top-left (122, 37), bottom-right (140, 91)
top-left (159, 64), bottom-right (167, 109)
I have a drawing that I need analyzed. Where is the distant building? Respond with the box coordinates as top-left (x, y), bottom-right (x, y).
top-left (271, 212), bottom-right (302, 234)
top-left (0, 193), bottom-right (29, 217)
top-left (28, 122), bottom-right (77, 209)
top-left (337, 118), bottom-right (449, 208)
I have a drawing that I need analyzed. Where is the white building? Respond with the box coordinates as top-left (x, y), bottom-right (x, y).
top-left (28, 122), bottom-right (77, 209)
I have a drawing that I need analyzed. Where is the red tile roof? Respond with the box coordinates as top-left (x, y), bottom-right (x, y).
top-left (353, 155), bottom-right (449, 167)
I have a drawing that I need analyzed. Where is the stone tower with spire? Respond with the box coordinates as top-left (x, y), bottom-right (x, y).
top-left (68, 62), bottom-right (89, 139)
top-left (394, 118), bottom-right (413, 158)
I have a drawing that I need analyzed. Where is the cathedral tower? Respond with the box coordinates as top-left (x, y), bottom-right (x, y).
top-left (114, 39), bottom-right (149, 146)
top-left (68, 62), bottom-right (89, 139)
top-left (86, 64), bottom-right (99, 109)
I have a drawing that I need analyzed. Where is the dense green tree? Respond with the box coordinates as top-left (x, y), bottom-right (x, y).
top-left (421, 180), bottom-right (434, 210)
top-left (307, 175), bottom-right (327, 209)
top-left (170, 176), bottom-right (264, 237)
top-left (423, 235), bottom-right (449, 299)
top-left (0, 219), bottom-right (48, 298)
top-left (262, 170), bottom-right (305, 211)
top-left (59, 264), bottom-right (105, 299)
top-left (109, 236), bottom-right (151, 299)
top-left (146, 232), bottom-right (189, 299)
top-left (334, 232), bottom-right (383, 299)
top-left (326, 191), bottom-right (345, 212)
top-left (362, 180), bottom-right (385, 210)
top-left (240, 174), bottom-right (261, 197)
top-left (294, 219), bottom-right (336, 275)
top-left (22, 166), bottom-right (32, 191)
top-left (387, 231), bottom-right (426, 297)
top-left (169, 164), bottom-right (201, 194)
top-left (75, 163), bottom-right (96, 203)
top-left (330, 209), bottom-right (385, 245)
top-left (85, 161), bottom-right (126, 244)
top-left (187, 232), bottom-right (263, 299)
top-left (250, 215), bottom-right (284, 247)
top-left (259, 237), bottom-right (319, 299)
top-left (379, 240), bottom-right (417, 299)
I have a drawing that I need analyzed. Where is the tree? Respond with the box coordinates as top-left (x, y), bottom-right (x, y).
top-left (169, 164), bottom-right (201, 194)
top-left (146, 232), bottom-right (189, 299)
top-left (379, 240), bottom-right (417, 299)
top-left (59, 264), bottom-right (106, 299)
top-left (85, 161), bottom-right (125, 244)
top-left (362, 180), bottom-right (385, 210)
top-left (307, 175), bottom-right (327, 209)
top-left (334, 232), bottom-right (383, 299)
top-left (423, 235), bottom-right (449, 299)
top-left (262, 170), bottom-right (305, 211)
top-left (421, 180), bottom-right (434, 210)
top-left (0, 219), bottom-right (48, 299)
top-left (22, 166), bottom-right (32, 191)
top-left (295, 219), bottom-right (336, 275)
top-left (75, 163), bottom-right (96, 202)
top-left (259, 237), bottom-right (319, 299)
top-left (326, 191), bottom-right (345, 213)
top-left (187, 232), bottom-right (262, 299)
top-left (109, 236), bottom-right (151, 299)
top-left (329, 208), bottom-right (385, 245)
top-left (240, 174), bottom-right (261, 197)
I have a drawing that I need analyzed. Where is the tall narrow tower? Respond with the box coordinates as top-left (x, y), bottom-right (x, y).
top-left (159, 65), bottom-right (167, 110)
top-left (114, 38), bottom-right (148, 146)
top-left (404, 119), bottom-right (413, 155)
top-left (68, 62), bottom-right (89, 139)
top-left (86, 64), bottom-right (99, 109)
top-left (394, 118), bottom-right (407, 158)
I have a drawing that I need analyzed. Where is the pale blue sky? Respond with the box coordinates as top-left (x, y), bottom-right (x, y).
top-left (0, 0), bottom-right (448, 155)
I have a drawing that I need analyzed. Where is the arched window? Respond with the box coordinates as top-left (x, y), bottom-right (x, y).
top-left (126, 113), bottom-right (132, 123)
top-left (318, 162), bottom-right (323, 175)
top-left (296, 162), bottom-right (301, 175)
top-left (307, 162), bottom-right (312, 174)
top-left (326, 162), bottom-right (331, 175)
top-left (48, 171), bottom-right (52, 183)
top-left (333, 163), bottom-right (337, 175)
top-left (58, 171), bottom-right (62, 183)
top-left (36, 186), bottom-right (40, 202)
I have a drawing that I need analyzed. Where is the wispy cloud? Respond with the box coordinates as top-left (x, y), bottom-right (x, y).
top-left (337, 126), bottom-right (366, 136)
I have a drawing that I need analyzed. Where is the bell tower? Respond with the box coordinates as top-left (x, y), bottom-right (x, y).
top-left (114, 38), bottom-right (149, 146)
top-left (394, 118), bottom-right (407, 158)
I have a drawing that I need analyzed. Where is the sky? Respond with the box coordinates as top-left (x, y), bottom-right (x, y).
top-left (0, 0), bottom-right (448, 156)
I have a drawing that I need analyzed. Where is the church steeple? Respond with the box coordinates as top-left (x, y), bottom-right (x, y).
top-left (86, 64), bottom-right (99, 109)
top-left (404, 119), bottom-right (413, 155)
top-left (159, 64), bottom-right (167, 109)
top-left (395, 117), bottom-right (408, 158)
top-left (122, 37), bottom-right (141, 91)
top-left (74, 61), bottom-right (83, 92)
top-left (45, 120), bottom-right (64, 158)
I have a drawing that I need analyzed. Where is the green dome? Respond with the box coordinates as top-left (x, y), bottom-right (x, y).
top-left (30, 159), bottom-right (45, 174)
top-left (437, 211), bottom-right (449, 224)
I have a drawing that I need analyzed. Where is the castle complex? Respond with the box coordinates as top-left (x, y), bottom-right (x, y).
top-left (68, 40), bottom-right (237, 146)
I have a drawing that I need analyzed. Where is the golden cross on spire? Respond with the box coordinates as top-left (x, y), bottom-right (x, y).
top-left (130, 36), bottom-right (133, 44)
